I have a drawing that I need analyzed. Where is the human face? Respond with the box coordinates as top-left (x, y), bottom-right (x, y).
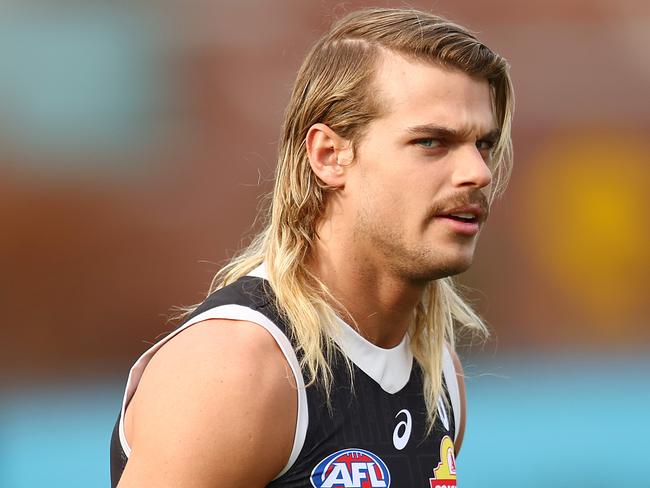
top-left (344, 52), bottom-right (497, 282)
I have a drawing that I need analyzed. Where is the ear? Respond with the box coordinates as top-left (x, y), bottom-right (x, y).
top-left (306, 123), bottom-right (353, 188)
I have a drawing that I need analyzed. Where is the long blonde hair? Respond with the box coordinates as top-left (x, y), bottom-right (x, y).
top-left (183, 7), bottom-right (514, 429)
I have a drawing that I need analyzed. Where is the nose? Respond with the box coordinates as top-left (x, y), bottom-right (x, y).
top-left (451, 143), bottom-right (493, 189)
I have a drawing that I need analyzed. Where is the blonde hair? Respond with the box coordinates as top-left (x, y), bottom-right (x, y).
top-left (183, 8), bottom-right (514, 429)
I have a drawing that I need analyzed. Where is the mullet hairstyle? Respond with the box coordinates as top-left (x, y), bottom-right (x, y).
top-left (182, 8), bottom-right (514, 430)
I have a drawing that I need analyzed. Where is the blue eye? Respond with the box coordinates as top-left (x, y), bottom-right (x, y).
top-left (416, 138), bottom-right (442, 148)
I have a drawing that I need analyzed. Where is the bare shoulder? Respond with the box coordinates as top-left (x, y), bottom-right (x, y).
top-left (118, 319), bottom-right (297, 488)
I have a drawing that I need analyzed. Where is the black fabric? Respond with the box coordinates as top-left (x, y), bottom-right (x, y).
top-left (110, 276), bottom-right (456, 487)
top-left (109, 414), bottom-right (127, 486)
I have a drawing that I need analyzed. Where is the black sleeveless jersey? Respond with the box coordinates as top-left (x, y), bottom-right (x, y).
top-left (110, 269), bottom-right (461, 487)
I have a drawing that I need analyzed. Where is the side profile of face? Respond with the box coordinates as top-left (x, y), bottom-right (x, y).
top-left (343, 51), bottom-right (498, 282)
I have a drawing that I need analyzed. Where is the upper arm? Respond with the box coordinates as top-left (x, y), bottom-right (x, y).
top-left (450, 348), bottom-right (466, 456)
top-left (117, 319), bottom-right (297, 488)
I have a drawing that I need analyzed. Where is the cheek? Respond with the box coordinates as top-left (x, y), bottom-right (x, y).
top-left (352, 146), bottom-right (444, 218)
top-left (362, 187), bottom-right (425, 232)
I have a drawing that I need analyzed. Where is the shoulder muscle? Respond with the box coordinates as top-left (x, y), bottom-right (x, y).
top-left (118, 319), bottom-right (297, 487)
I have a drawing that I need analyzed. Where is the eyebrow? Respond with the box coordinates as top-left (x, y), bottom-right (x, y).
top-left (406, 124), bottom-right (501, 143)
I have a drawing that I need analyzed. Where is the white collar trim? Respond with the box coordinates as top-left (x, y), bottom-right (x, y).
top-left (247, 263), bottom-right (413, 393)
top-left (332, 315), bottom-right (412, 394)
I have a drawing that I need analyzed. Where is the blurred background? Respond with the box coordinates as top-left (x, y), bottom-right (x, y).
top-left (1, 0), bottom-right (648, 486)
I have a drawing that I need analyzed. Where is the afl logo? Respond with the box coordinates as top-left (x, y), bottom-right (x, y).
top-left (310, 448), bottom-right (391, 488)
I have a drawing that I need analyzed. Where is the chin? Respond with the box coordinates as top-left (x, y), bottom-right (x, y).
top-left (445, 259), bottom-right (474, 277)
top-left (399, 254), bottom-right (474, 282)
top-left (433, 260), bottom-right (473, 280)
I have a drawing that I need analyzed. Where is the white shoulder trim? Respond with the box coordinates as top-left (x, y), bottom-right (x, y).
top-left (118, 304), bottom-right (308, 480)
top-left (441, 344), bottom-right (461, 441)
top-left (247, 263), bottom-right (267, 279)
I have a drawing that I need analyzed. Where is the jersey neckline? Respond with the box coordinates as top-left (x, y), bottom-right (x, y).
top-left (247, 263), bottom-right (413, 394)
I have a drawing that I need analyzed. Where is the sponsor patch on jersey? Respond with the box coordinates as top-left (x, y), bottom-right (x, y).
top-left (310, 448), bottom-right (391, 488)
top-left (429, 435), bottom-right (457, 488)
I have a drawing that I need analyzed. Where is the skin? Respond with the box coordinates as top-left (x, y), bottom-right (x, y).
top-left (307, 51), bottom-right (496, 348)
top-left (118, 50), bottom-right (491, 486)
top-left (118, 320), bottom-right (297, 487)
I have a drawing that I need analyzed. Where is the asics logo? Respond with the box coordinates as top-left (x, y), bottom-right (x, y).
top-left (392, 409), bottom-right (412, 450)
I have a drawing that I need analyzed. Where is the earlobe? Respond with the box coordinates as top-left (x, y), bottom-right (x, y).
top-left (306, 123), bottom-right (351, 188)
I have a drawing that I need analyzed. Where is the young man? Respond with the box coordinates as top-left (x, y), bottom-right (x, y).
top-left (110, 7), bottom-right (514, 487)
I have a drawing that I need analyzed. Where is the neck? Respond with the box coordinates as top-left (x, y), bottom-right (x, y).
top-left (307, 221), bottom-right (426, 349)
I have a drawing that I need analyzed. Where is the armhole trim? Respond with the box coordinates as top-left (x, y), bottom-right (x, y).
top-left (441, 344), bottom-right (461, 442)
top-left (117, 304), bottom-right (308, 479)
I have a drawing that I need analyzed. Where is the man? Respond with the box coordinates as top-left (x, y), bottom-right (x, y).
top-left (110, 7), bottom-right (514, 487)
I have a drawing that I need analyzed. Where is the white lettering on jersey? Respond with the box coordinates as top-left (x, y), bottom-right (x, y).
top-left (392, 409), bottom-right (412, 450)
top-left (366, 463), bottom-right (387, 486)
top-left (321, 462), bottom-right (387, 487)
top-left (436, 397), bottom-right (450, 431)
top-left (322, 463), bottom-right (352, 487)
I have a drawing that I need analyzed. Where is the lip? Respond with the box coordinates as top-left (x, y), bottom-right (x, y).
top-left (437, 203), bottom-right (486, 224)
top-left (435, 216), bottom-right (480, 235)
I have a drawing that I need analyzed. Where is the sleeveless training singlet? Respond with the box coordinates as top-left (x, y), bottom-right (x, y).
top-left (110, 266), bottom-right (461, 487)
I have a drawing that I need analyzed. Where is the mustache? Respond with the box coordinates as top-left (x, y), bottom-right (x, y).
top-left (426, 191), bottom-right (490, 220)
